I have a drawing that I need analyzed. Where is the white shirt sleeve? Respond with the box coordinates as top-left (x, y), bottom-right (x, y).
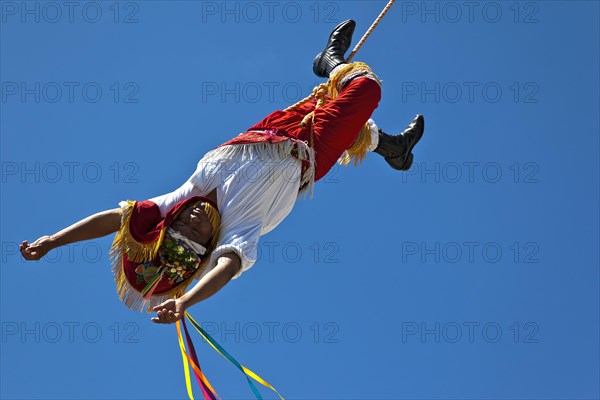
top-left (148, 180), bottom-right (201, 218)
top-left (210, 221), bottom-right (263, 279)
top-left (367, 118), bottom-right (380, 151)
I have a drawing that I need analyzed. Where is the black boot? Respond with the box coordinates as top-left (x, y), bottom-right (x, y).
top-left (312, 19), bottom-right (356, 78)
top-left (374, 115), bottom-right (425, 171)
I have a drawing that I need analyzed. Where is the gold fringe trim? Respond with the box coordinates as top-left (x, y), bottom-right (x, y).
top-left (337, 122), bottom-right (372, 166)
top-left (111, 199), bottom-right (223, 313)
top-left (327, 62), bottom-right (374, 99)
top-left (109, 200), bottom-right (166, 264)
top-left (201, 201), bottom-right (221, 252)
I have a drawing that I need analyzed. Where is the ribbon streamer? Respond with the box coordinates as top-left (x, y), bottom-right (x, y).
top-left (182, 319), bottom-right (218, 400)
top-left (141, 269), bottom-right (164, 299)
top-left (185, 312), bottom-right (285, 400)
top-left (176, 320), bottom-right (220, 399)
top-left (176, 321), bottom-right (195, 400)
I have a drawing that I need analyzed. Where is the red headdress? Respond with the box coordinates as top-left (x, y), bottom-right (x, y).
top-left (110, 196), bottom-right (221, 312)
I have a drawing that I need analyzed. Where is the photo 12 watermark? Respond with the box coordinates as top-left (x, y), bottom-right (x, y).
top-left (1, 161), bottom-right (140, 184)
top-left (1, 81), bottom-right (140, 104)
top-left (199, 80), bottom-right (322, 105)
top-left (255, 240), bottom-right (340, 265)
top-left (397, 2), bottom-right (540, 24)
top-left (199, 1), bottom-right (340, 24)
top-left (1, 321), bottom-right (141, 344)
top-left (400, 161), bottom-right (540, 184)
top-left (400, 241), bottom-right (540, 264)
top-left (400, 81), bottom-right (540, 104)
top-left (1, 1), bottom-right (140, 24)
top-left (197, 320), bottom-right (340, 344)
top-left (2, 239), bottom-right (341, 266)
top-left (400, 321), bottom-right (540, 344)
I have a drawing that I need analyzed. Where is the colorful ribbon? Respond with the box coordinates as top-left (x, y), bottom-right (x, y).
top-left (141, 268), bottom-right (164, 299)
top-left (176, 311), bottom-right (284, 400)
top-left (176, 319), bottom-right (219, 399)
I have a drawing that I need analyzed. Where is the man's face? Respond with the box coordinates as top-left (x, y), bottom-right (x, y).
top-left (171, 202), bottom-right (213, 247)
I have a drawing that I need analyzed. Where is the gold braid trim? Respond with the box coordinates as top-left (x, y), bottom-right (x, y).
top-left (111, 200), bottom-right (222, 313)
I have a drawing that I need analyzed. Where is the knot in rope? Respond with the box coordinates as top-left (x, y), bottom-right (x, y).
top-left (299, 83), bottom-right (329, 128)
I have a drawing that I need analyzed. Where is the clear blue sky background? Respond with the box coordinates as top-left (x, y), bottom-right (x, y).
top-left (1, 1), bottom-right (599, 399)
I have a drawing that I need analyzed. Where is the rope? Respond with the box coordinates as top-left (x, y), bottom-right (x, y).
top-left (285, 0), bottom-right (396, 113)
top-left (346, 0), bottom-right (396, 62)
top-left (285, 1), bottom-right (396, 114)
top-left (282, 0), bottom-right (396, 167)
top-left (284, 83), bottom-right (327, 113)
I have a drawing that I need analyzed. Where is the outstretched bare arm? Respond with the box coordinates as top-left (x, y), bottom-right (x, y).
top-left (151, 252), bottom-right (242, 324)
top-left (20, 208), bottom-right (122, 261)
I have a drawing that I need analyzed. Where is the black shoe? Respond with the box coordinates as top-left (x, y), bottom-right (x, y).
top-left (374, 115), bottom-right (425, 171)
top-left (312, 19), bottom-right (356, 78)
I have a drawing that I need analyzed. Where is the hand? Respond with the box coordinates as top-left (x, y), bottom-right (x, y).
top-left (20, 236), bottom-right (54, 261)
top-left (151, 298), bottom-right (187, 324)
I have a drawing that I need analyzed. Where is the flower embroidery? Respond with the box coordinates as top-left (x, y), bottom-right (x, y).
top-left (134, 262), bottom-right (161, 285)
top-left (133, 236), bottom-right (202, 287)
top-left (158, 236), bottom-right (202, 284)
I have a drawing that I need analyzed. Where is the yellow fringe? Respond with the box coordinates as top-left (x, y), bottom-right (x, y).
top-left (111, 199), bottom-right (223, 313)
top-left (337, 122), bottom-right (372, 166)
top-left (327, 62), bottom-right (374, 99)
top-left (109, 200), bottom-right (166, 264)
top-left (202, 201), bottom-right (221, 252)
top-left (329, 62), bottom-right (377, 167)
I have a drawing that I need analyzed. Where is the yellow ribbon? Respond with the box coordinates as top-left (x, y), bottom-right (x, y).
top-left (185, 312), bottom-right (284, 400)
top-left (176, 320), bottom-right (220, 399)
top-left (176, 321), bottom-right (195, 400)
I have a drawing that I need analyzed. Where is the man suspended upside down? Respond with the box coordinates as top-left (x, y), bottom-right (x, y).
top-left (20, 20), bottom-right (425, 324)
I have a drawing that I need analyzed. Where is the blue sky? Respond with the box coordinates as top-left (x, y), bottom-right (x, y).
top-left (1, 1), bottom-right (599, 399)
